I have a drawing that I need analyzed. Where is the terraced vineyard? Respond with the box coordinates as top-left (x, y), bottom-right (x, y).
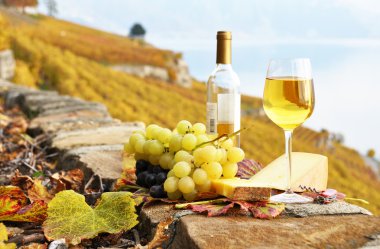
top-left (1, 9), bottom-right (380, 214)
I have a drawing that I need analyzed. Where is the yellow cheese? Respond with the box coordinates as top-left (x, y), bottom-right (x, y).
top-left (211, 152), bottom-right (328, 200)
top-left (249, 152), bottom-right (328, 192)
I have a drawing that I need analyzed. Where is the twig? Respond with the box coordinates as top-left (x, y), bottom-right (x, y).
top-left (21, 160), bottom-right (38, 172)
top-left (84, 174), bottom-right (95, 190)
top-left (8, 233), bottom-right (45, 244)
top-left (98, 174), bottom-right (104, 192)
top-left (132, 229), bottom-right (140, 245)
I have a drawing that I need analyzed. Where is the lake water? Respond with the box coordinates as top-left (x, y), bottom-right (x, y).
top-left (178, 44), bottom-right (380, 156)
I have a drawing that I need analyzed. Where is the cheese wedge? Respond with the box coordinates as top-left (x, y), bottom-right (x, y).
top-left (249, 152), bottom-right (328, 192)
top-left (211, 153), bottom-right (328, 201)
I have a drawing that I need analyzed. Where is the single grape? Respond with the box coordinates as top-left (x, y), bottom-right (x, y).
top-left (200, 145), bottom-right (217, 163)
top-left (129, 133), bottom-right (145, 147)
top-left (156, 172), bottom-right (167, 185)
top-left (176, 120), bottom-right (192, 135)
top-left (203, 162), bottom-right (223, 179)
top-left (227, 147), bottom-right (245, 163)
top-left (145, 174), bottom-right (156, 187)
top-left (149, 185), bottom-right (167, 198)
top-left (136, 160), bottom-right (149, 174)
top-left (136, 171), bottom-right (149, 187)
top-left (164, 176), bottom-right (179, 193)
top-left (173, 161), bottom-right (191, 178)
top-left (220, 138), bottom-right (233, 150)
top-left (143, 140), bottom-right (153, 154)
top-left (182, 133), bottom-right (197, 151)
top-left (152, 166), bottom-right (163, 174)
top-left (169, 134), bottom-right (183, 152)
top-left (196, 134), bottom-right (209, 146)
top-left (216, 148), bottom-right (227, 164)
top-left (146, 124), bottom-right (160, 139)
top-left (192, 123), bottom-right (206, 135)
top-left (149, 155), bottom-right (160, 165)
top-left (133, 130), bottom-right (146, 137)
top-left (196, 179), bottom-right (212, 193)
top-left (167, 190), bottom-right (182, 200)
top-left (124, 142), bottom-right (135, 154)
top-left (147, 164), bottom-right (154, 173)
top-left (168, 159), bottom-right (176, 170)
top-left (222, 162), bottom-right (238, 178)
top-left (149, 140), bottom-right (165, 155)
top-left (157, 128), bottom-right (172, 144)
top-left (192, 168), bottom-right (208, 185)
top-left (174, 150), bottom-right (192, 163)
top-left (134, 153), bottom-right (146, 161)
top-left (159, 153), bottom-right (173, 169)
top-left (178, 176), bottom-right (195, 194)
top-left (167, 169), bottom-right (175, 177)
top-left (183, 190), bottom-right (198, 201)
top-left (134, 139), bottom-right (146, 154)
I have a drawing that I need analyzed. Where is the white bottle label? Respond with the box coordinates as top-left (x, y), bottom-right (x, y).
top-left (217, 93), bottom-right (241, 131)
top-left (206, 102), bottom-right (217, 134)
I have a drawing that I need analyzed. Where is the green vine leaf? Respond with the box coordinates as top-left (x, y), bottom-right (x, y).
top-left (43, 190), bottom-right (138, 245)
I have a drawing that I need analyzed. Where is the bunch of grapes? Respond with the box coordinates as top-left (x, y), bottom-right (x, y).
top-left (124, 120), bottom-right (245, 201)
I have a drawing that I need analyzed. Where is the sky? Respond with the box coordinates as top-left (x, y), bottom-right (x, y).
top-left (38, 0), bottom-right (380, 157)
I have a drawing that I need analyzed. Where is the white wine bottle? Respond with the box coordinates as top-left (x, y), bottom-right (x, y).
top-left (206, 31), bottom-right (241, 146)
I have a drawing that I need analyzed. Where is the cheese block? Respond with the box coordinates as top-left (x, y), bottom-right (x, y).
top-left (211, 152), bottom-right (327, 201)
top-left (211, 178), bottom-right (271, 201)
top-left (249, 152), bottom-right (328, 192)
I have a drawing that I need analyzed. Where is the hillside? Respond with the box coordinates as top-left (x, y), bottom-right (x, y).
top-left (1, 10), bottom-right (380, 214)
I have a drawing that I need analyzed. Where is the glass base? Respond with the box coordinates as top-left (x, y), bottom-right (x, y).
top-left (270, 192), bottom-right (313, 204)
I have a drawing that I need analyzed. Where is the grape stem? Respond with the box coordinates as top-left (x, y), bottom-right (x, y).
top-left (193, 126), bottom-right (253, 150)
top-left (344, 197), bottom-right (369, 204)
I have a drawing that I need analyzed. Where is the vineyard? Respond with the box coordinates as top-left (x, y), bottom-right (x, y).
top-left (1, 9), bottom-right (380, 214)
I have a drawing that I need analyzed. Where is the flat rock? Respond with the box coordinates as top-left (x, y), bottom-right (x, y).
top-left (284, 202), bottom-right (372, 217)
top-left (4, 88), bottom-right (58, 109)
top-left (51, 124), bottom-right (144, 150)
top-left (58, 145), bottom-right (125, 188)
top-left (169, 215), bottom-right (380, 249)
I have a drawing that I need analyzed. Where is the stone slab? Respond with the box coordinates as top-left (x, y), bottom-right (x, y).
top-left (51, 124), bottom-right (144, 149)
top-left (284, 202), bottom-right (372, 217)
top-left (38, 102), bottom-right (108, 117)
top-left (4, 89), bottom-right (58, 109)
top-left (169, 215), bottom-right (380, 249)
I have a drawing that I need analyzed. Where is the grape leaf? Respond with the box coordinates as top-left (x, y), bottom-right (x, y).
top-left (187, 202), bottom-right (235, 217)
top-left (0, 186), bottom-right (27, 217)
top-left (249, 203), bottom-right (285, 219)
top-left (237, 159), bottom-right (263, 179)
top-left (0, 223), bottom-right (17, 249)
top-left (43, 190), bottom-right (138, 245)
top-left (2, 200), bottom-right (48, 223)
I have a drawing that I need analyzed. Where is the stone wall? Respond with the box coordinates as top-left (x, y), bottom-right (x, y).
top-left (0, 49), bottom-right (15, 80)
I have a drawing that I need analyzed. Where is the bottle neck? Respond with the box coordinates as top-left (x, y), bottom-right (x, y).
top-left (216, 38), bottom-right (232, 64)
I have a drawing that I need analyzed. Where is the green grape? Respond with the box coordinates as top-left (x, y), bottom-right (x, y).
top-left (199, 146), bottom-right (217, 163)
top-left (134, 153), bottom-right (145, 161)
top-left (146, 124), bottom-right (160, 139)
top-left (192, 123), bottom-right (206, 135)
top-left (158, 128), bottom-right (172, 144)
top-left (178, 176), bottom-right (195, 194)
top-left (169, 134), bottom-right (183, 152)
top-left (149, 155), bottom-right (160, 165)
top-left (173, 161), bottom-right (191, 178)
top-left (164, 176), bottom-right (179, 193)
top-left (167, 190), bottom-right (182, 200)
top-left (149, 140), bottom-right (165, 155)
top-left (196, 180), bottom-right (212, 193)
top-left (124, 142), bottom-right (135, 154)
top-left (183, 190), bottom-right (198, 201)
top-left (143, 140), bottom-right (153, 154)
top-left (174, 150), bottom-right (191, 163)
top-left (227, 147), bottom-right (245, 163)
top-left (134, 139), bottom-right (146, 154)
top-left (168, 159), bottom-right (176, 170)
top-left (182, 133), bottom-right (197, 151)
top-left (159, 153), bottom-right (173, 169)
top-left (133, 130), bottom-right (146, 136)
top-left (176, 120), bottom-right (192, 135)
top-left (196, 134), bottom-right (209, 146)
top-left (216, 148), bottom-right (227, 164)
top-left (203, 162), bottom-right (223, 179)
top-left (192, 168), bottom-right (208, 185)
top-left (167, 169), bottom-right (175, 177)
top-left (129, 133), bottom-right (145, 147)
top-left (222, 162), bottom-right (238, 178)
top-left (220, 138), bottom-right (233, 149)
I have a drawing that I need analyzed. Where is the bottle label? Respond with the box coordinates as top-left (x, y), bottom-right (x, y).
top-left (206, 102), bottom-right (217, 134)
top-left (217, 93), bottom-right (240, 131)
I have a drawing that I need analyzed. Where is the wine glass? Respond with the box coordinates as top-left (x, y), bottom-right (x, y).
top-left (263, 58), bottom-right (315, 203)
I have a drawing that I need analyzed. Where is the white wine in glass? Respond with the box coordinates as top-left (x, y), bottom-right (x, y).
top-left (263, 58), bottom-right (315, 203)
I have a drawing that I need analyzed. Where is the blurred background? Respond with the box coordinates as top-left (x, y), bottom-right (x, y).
top-left (0, 0), bottom-right (379, 213)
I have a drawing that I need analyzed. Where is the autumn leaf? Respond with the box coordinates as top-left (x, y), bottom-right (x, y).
top-left (19, 244), bottom-right (47, 249)
top-left (0, 186), bottom-right (27, 217)
top-left (11, 172), bottom-right (53, 203)
top-left (237, 159), bottom-right (263, 179)
top-left (43, 190), bottom-right (138, 245)
top-left (114, 156), bottom-right (136, 190)
top-left (0, 223), bottom-right (16, 249)
top-left (2, 200), bottom-right (48, 223)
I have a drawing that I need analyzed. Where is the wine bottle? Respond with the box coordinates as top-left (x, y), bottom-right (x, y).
top-left (206, 31), bottom-right (241, 146)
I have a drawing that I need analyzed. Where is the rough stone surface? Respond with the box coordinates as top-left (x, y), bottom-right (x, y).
top-left (169, 215), bottom-right (380, 249)
top-left (58, 145), bottom-right (124, 188)
top-left (51, 124), bottom-right (144, 149)
top-left (360, 233), bottom-right (380, 248)
top-left (284, 202), bottom-right (372, 217)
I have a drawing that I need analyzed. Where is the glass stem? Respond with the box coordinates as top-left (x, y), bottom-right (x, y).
top-left (284, 130), bottom-right (293, 194)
